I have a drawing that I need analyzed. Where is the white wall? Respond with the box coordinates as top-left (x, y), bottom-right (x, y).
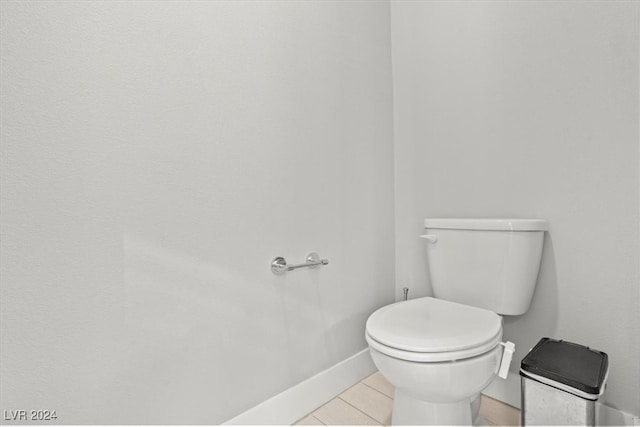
top-left (391, 0), bottom-right (639, 416)
top-left (0, 1), bottom-right (394, 423)
top-left (4, 0), bottom-right (640, 422)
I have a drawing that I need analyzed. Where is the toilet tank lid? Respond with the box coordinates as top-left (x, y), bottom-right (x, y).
top-left (424, 218), bottom-right (548, 231)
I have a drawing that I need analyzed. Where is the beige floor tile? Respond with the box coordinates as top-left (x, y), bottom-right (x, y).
top-left (294, 415), bottom-right (325, 425)
top-left (340, 382), bottom-right (393, 425)
top-left (361, 371), bottom-right (394, 398)
top-left (312, 397), bottom-right (381, 426)
top-left (480, 394), bottom-right (520, 426)
top-left (294, 370), bottom-right (522, 426)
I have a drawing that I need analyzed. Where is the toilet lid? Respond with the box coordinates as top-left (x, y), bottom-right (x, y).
top-left (366, 297), bottom-right (502, 354)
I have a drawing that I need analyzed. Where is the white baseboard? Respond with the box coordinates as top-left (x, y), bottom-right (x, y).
top-left (483, 372), bottom-right (639, 426)
top-left (597, 404), bottom-right (640, 427)
top-left (224, 349), bottom-right (376, 425)
top-left (482, 370), bottom-right (522, 409)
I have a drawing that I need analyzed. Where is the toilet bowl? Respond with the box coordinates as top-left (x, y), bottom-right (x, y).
top-left (365, 297), bottom-right (507, 425)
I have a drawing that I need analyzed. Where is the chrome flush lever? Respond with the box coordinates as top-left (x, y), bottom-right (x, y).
top-left (420, 234), bottom-right (438, 243)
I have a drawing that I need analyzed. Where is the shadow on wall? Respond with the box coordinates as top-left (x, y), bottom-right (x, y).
top-left (119, 233), bottom-right (336, 422)
top-left (503, 233), bottom-right (559, 370)
top-left (419, 237), bottom-right (435, 297)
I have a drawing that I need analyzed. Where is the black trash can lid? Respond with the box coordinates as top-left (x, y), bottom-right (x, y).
top-left (520, 337), bottom-right (608, 396)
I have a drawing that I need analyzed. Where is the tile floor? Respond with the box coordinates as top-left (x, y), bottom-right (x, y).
top-left (294, 371), bottom-right (520, 426)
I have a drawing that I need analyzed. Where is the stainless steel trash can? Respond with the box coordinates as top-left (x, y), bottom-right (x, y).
top-left (520, 338), bottom-right (608, 426)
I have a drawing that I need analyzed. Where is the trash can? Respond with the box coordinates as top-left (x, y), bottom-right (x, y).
top-left (520, 338), bottom-right (608, 426)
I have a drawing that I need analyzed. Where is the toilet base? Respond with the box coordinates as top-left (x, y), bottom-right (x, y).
top-left (392, 389), bottom-right (472, 425)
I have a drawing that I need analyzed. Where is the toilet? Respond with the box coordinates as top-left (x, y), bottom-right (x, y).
top-left (365, 218), bottom-right (548, 425)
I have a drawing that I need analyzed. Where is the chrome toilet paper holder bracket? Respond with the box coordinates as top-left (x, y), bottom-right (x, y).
top-left (271, 253), bottom-right (329, 275)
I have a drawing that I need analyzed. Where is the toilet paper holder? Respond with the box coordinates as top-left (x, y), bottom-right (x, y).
top-left (271, 252), bottom-right (329, 275)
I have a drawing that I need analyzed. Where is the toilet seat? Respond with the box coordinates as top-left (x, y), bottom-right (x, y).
top-left (365, 297), bottom-right (503, 362)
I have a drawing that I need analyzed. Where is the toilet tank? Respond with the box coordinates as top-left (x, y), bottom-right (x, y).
top-left (424, 218), bottom-right (547, 315)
